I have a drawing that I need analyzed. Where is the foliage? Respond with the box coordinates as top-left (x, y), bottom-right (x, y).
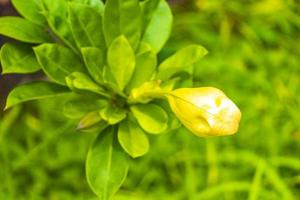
top-left (1, 0), bottom-right (300, 199)
top-left (0, 0), bottom-right (208, 199)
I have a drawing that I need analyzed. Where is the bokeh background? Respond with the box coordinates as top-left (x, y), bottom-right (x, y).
top-left (1, 0), bottom-right (300, 199)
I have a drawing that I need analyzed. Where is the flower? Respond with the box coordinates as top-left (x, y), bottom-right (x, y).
top-left (167, 87), bottom-right (241, 137)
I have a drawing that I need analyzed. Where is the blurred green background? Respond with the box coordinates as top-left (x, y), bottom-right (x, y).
top-left (1, 0), bottom-right (300, 199)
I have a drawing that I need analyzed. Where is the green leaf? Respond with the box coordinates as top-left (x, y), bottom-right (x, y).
top-left (155, 100), bottom-right (181, 133)
top-left (0, 17), bottom-right (51, 43)
top-left (0, 43), bottom-right (40, 74)
top-left (34, 43), bottom-right (85, 85)
top-left (140, 0), bottom-right (160, 31)
top-left (40, 0), bottom-right (78, 52)
top-left (72, 0), bottom-right (105, 13)
top-left (81, 47), bottom-right (105, 84)
top-left (11, 0), bottom-right (47, 26)
top-left (103, 0), bottom-right (141, 49)
top-left (126, 43), bottom-right (157, 91)
top-left (77, 111), bottom-right (108, 133)
top-left (100, 105), bottom-right (127, 125)
top-left (5, 81), bottom-right (69, 110)
top-left (131, 103), bottom-right (168, 134)
top-left (66, 72), bottom-right (107, 96)
top-left (64, 96), bottom-right (108, 119)
top-left (157, 45), bottom-right (208, 80)
top-left (118, 117), bottom-right (149, 158)
top-left (107, 36), bottom-right (135, 91)
top-left (86, 127), bottom-right (129, 200)
top-left (141, 0), bottom-right (173, 53)
top-left (68, 3), bottom-right (106, 49)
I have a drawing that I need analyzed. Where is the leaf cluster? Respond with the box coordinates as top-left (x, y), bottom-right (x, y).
top-left (0, 0), bottom-right (207, 199)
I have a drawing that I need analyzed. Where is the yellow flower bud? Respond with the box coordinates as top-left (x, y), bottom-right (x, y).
top-left (167, 87), bottom-right (241, 137)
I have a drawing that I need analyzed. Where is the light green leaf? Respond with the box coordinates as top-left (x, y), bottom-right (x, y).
top-left (126, 43), bottom-right (157, 91)
top-left (64, 96), bottom-right (108, 119)
top-left (68, 3), bottom-right (106, 49)
top-left (86, 127), bottom-right (129, 200)
top-left (103, 0), bottom-right (141, 49)
top-left (34, 43), bottom-right (85, 85)
top-left (11, 0), bottom-right (46, 26)
top-left (157, 45), bottom-right (208, 80)
top-left (142, 0), bottom-right (173, 53)
top-left (77, 111), bottom-right (108, 133)
top-left (118, 117), bottom-right (149, 158)
top-left (107, 36), bottom-right (135, 91)
top-left (0, 17), bottom-right (51, 43)
top-left (0, 43), bottom-right (40, 74)
top-left (131, 103), bottom-right (168, 134)
top-left (66, 72), bottom-right (107, 96)
top-left (5, 81), bottom-right (69, 110)
top-left (100, 105), bottom-right (127, 125)
top-left (81, 47), bottom-right (105, 84)
top-left (155, 100), bottom-right (181, 133)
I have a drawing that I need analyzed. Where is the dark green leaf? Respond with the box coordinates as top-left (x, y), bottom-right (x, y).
top-left (126, 43), bottom-right (157, 91)
top-left (0, 43), bottom-right (40, 74)
top-left (81, 47), bottom-right (105, 84)
top-left (118, 117), bottom-right (149, 158)
top-left (157, 45), bottom-right (208, 80)
top-left (103, 0), bottom-right (141, 49)
top-left (140, 0), bottom-right (160, 31)
top-left (40, 0), bottom-right (78, 52)
top-left (68, 3), bottom-right (106, 49)
top-left (86, 127), bottom-right (129, 199)
top-left (107, 36), bottom-right (135, 91)
top-left (5, 81), bottom-right (69, 110)
top-left (0, 17), bottom-right (51, 43)
top-left (34, 43), bottom-right (86, 85)
top-left (11, 0), bottom-right (47, 26)
top-left (142, 0), bottom-right (173, 53)
top-left (131, 103), bottom-right (168, 134)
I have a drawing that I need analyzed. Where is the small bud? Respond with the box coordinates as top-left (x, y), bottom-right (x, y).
top-left (167, 87), bottom-right (241, 137)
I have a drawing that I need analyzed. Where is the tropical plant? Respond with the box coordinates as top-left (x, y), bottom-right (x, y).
top-left (0, 0), bottom-right (240, 199)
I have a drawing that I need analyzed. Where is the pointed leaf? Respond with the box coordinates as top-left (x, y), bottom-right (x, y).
top-left (142, 0), bottom-right (173, 53)
top-left (40, 0), bottom-right (78, 52)
top-left (157, 45), bottom-right (208, 80)
top-left (126, 43), bottom-right (156, 91)
top-left (118, 117), bottom-right (149, 158)
top-left (5, 81), bottom-right (69, 110)
top-left (140, 0), bottom-right (160, 31)
top-left (131, 103), bottom-right (168, 134)
top-left (68, 3), bottom-right (106, 49)
top-left (78, 112), bottom-right (102, 129)
top-left (34, 43), bottom-right (85, 85)
top-left (12, 0), bottom-right (47, 26)
top-left (81, 47), bottom-right (105, 84)
top-left (103, 0), bottom-right (141, 49)
top-left (107, 36), bottom-right (135, 91)
top-left (0, 43), bottom-right (40, 74)
top-left (86, 127), bottom-right (129, 199)
top-left (0, 17), bottom-right (51, 43)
